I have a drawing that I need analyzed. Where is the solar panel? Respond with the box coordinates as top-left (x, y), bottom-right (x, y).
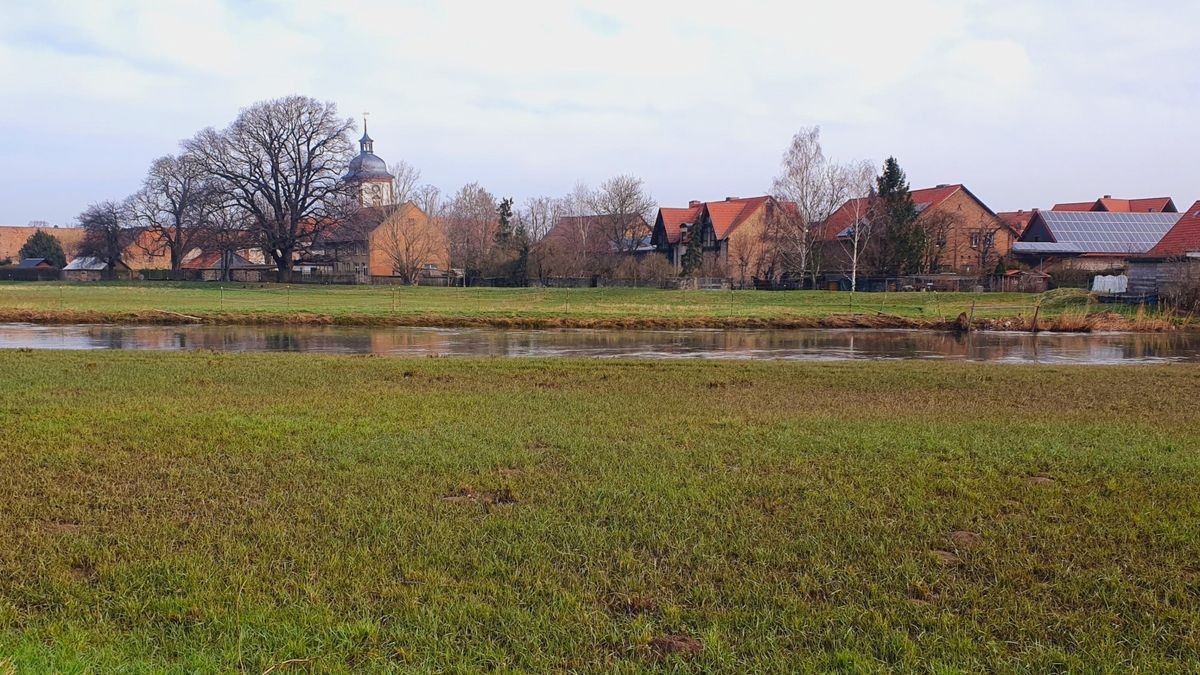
top-left (1030, 211), bottom-right (1182, 254)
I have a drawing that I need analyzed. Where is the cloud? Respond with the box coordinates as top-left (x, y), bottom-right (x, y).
top-left (0, 0), bottom-right (1196, 225)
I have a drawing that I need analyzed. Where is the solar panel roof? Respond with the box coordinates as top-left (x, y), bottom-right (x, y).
top-left (1024, 211), bottom-right (1182, 254)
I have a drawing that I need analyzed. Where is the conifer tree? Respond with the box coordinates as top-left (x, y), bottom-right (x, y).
top-left (873, 157), bottom-right (923, 276)
top-left (18, 230), bottom-right (67, 268)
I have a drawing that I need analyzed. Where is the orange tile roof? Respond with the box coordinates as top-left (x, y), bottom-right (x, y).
top-left (655, 205), bottom-right (704, 245)
top-left (655, 197), bottom-right (772, 245)
top-left (819, 184), bottom-right (978, 241)
top-left (1145, 201), bottom-right (1200, 257)
top-left (996, 211), bottom-right (1035, 236)
top-left (1053, 196), bottom-right (1176, 213)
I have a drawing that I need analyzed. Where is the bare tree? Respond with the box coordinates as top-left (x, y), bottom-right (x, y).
top-left (389, 160), bottom-right (422, 205)
top-left (519, 196), bottom-right (565, 243)
top-left (919, 210), bottom-right (956, 274)
top-left (443, 182), bottom-right (498, 281)
top-left (197, 203), bottom-right (256, 282)
top-left (78, 200), bottom-right (134, 279)
top-left (129, 153), bottom-right (214, 278)
top-left (186, 95), bottom-right (356, 282)
top-left (587, 175), bottom-right (654, 254)
top-left (837, 161), bottom-right (877, 291)
top-left (967, 218), bottom-right (1007, 274)
top-left (770, 127), bottom-right (860, 286)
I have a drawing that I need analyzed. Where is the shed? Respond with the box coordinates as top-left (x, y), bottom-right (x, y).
top-left (62, 256), bottom-right (132, 281)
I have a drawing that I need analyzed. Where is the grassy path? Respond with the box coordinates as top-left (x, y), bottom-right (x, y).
top-left (0, 351), bottom-right (1198, 671)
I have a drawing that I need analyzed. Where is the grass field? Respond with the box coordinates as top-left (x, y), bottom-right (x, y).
top-left (1, 350), bottom-right (1198, 671)
top-left (0, 281), bottom-right (1152, 330)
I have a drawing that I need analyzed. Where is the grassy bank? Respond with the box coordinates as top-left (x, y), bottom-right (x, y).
top-left (1, 351), bottom-right (1198, 671)
top-left (0, 281), bottom-right (1178, 331)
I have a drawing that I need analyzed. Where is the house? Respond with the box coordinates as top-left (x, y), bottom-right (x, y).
top-left (311, 202), bottom-right (448, 283)
top-left (1127, 201), bottom-right (1200, 298)
top-left (1052, 195), bottom-right (1177, 213)
top-left (180, 251), bottom-right (263, 282)
top-left (62, 256), bottom-right (132, 281)
top-left (0, 224), bottom-right (85, 262)
top-left (651, 196), bottom-right (777, 276)
top-left (1010, 209), bottom-right (1183, 272)
top-left (821, 184), bottom-right (1015, 275)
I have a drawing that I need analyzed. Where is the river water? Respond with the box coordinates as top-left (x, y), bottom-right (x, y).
top-left (1, 323), bottom-right (1198, 364)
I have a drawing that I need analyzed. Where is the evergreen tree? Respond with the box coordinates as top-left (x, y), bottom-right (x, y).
top-left (495, 197), bottom-right (515, 245)
top-left (873, 157), bottom-right (923, 276)
top-left (680, 225), bottom-right (705, 276)
top-left (18, 230), bottom-right (67, 268)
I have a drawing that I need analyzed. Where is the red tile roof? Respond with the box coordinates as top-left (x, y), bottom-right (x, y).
top-left (704, 196), bottom-right (771, 239)
top-left (182, 251), bottom-right (253, 270)
top-left (653, 206), bottom-right (703, 245)
top-left (1053, 196), bottom-right (1177, 213)
top-left (996, 211), bottom-right (1035, 236)
top-left (1145, 201), bottom-right (1200, 257)
top-left (819, 184), bottom-right (980, 241)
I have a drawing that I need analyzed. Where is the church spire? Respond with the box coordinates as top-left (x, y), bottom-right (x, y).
top-left (359, 114), bottom-right (374, 154)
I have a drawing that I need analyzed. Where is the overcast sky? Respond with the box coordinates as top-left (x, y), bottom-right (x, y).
top-left (1, 0), bottom-right (1197, 226)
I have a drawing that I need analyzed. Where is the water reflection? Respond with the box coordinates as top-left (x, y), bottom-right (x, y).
top-left (0, 323), bottom-right (1197, 364)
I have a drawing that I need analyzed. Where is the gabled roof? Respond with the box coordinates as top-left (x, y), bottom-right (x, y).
top-left (1013, 210), bottom-right (1182, 255)
top-left (996, 211), bottom-right (1035, 236)
top-left (182, 251), bottom-right (255, 270)
top-left (654, 197), bottom-right (774, 245)
top-left (820, 184), bottom-right (999, 241)
top-left (1143, 201), bottom-right (1200, 258)
top-left (63, 256), bottom-right (129, 271)
top-left (1052, 196), bottom-right (1177, 213)
top-left (17, 257), bottom-right (52, 268)
top-left (655, 206), bottom-right (704, 245)
top-left (704, 196), bottom-right (771, 239)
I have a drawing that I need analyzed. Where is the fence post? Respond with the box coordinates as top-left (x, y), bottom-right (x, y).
top-left (968, 299), bottom-right (976, 331)
top-left (1031, 299), bottom-right (1041, 333)
top-left (220, 286), bottom-right (224, 312)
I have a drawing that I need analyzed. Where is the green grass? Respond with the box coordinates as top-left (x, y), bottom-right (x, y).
top-left (0, 281), bottom-right (1067, 323)
top-left (1, 350), bottom-right (1198, 671)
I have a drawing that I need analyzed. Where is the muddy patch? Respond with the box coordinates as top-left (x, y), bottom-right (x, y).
top-left (1026, 474), bottom-right (1056, 486)
top-left (949, 530), bottom-right (982, 549)
top-left (930, 549), bottom-right (961, 565)
top-left (37, 519), bottom-right (83, 534)
top-left (649, 635), bottom-right (702, 658)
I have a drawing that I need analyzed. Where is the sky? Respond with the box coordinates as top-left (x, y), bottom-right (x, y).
top-left (1, 0), bottom-right (1197, 226)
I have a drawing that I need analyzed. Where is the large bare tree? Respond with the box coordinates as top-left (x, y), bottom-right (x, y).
top-left (443, 182), bottom-right (498, 282)
top-left (77, 200), bottom-right (134, 279)
top-left (186, 96), bottom-right (356, 282)
top-left (770, 127), bottom-right (861, 286)
top-left (389, 160), bottom-right (422, 205)
top-left (129, 153), bottom-right (214, 278)
top-left (587, 175), bottom-right (654, 254)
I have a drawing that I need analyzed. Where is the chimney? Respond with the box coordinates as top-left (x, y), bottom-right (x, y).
top-left (1103, 194), bottom-right (1112, 199)
top-left (688, 200), bottom-right (701, 208)
top-left (725, 196), bottom-right (738, 201)
top-left (936, 184), bottom-right (949, 188)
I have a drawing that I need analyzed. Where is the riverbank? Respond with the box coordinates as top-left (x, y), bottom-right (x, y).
top-left (1, 351), bottom-right (1197, 671)
top-left (0, 282), bottom-right (1184, 332)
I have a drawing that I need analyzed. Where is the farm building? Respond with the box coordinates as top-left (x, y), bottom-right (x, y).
top-left (1010, 210), bottom-right (1183, 273)
top-left (62, 256), bottom-right (132, 281)
top-left (1126, 201), bottom-right (1200, 299)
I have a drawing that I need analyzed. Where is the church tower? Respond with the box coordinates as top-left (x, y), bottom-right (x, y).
top-left (343, 119), bottom-right (394, 207)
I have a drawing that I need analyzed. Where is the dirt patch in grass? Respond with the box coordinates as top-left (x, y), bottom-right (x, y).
top-left (649, 635), bottom-right (702, 658)
top-left (930, 549), bottom-right (961, 565)
top-left (950, 530), bottom-right (982, 549)
top-left (1026, 474), bottom-right (1056, 486)
top-left (37, 519), bottom-right (82, 534)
